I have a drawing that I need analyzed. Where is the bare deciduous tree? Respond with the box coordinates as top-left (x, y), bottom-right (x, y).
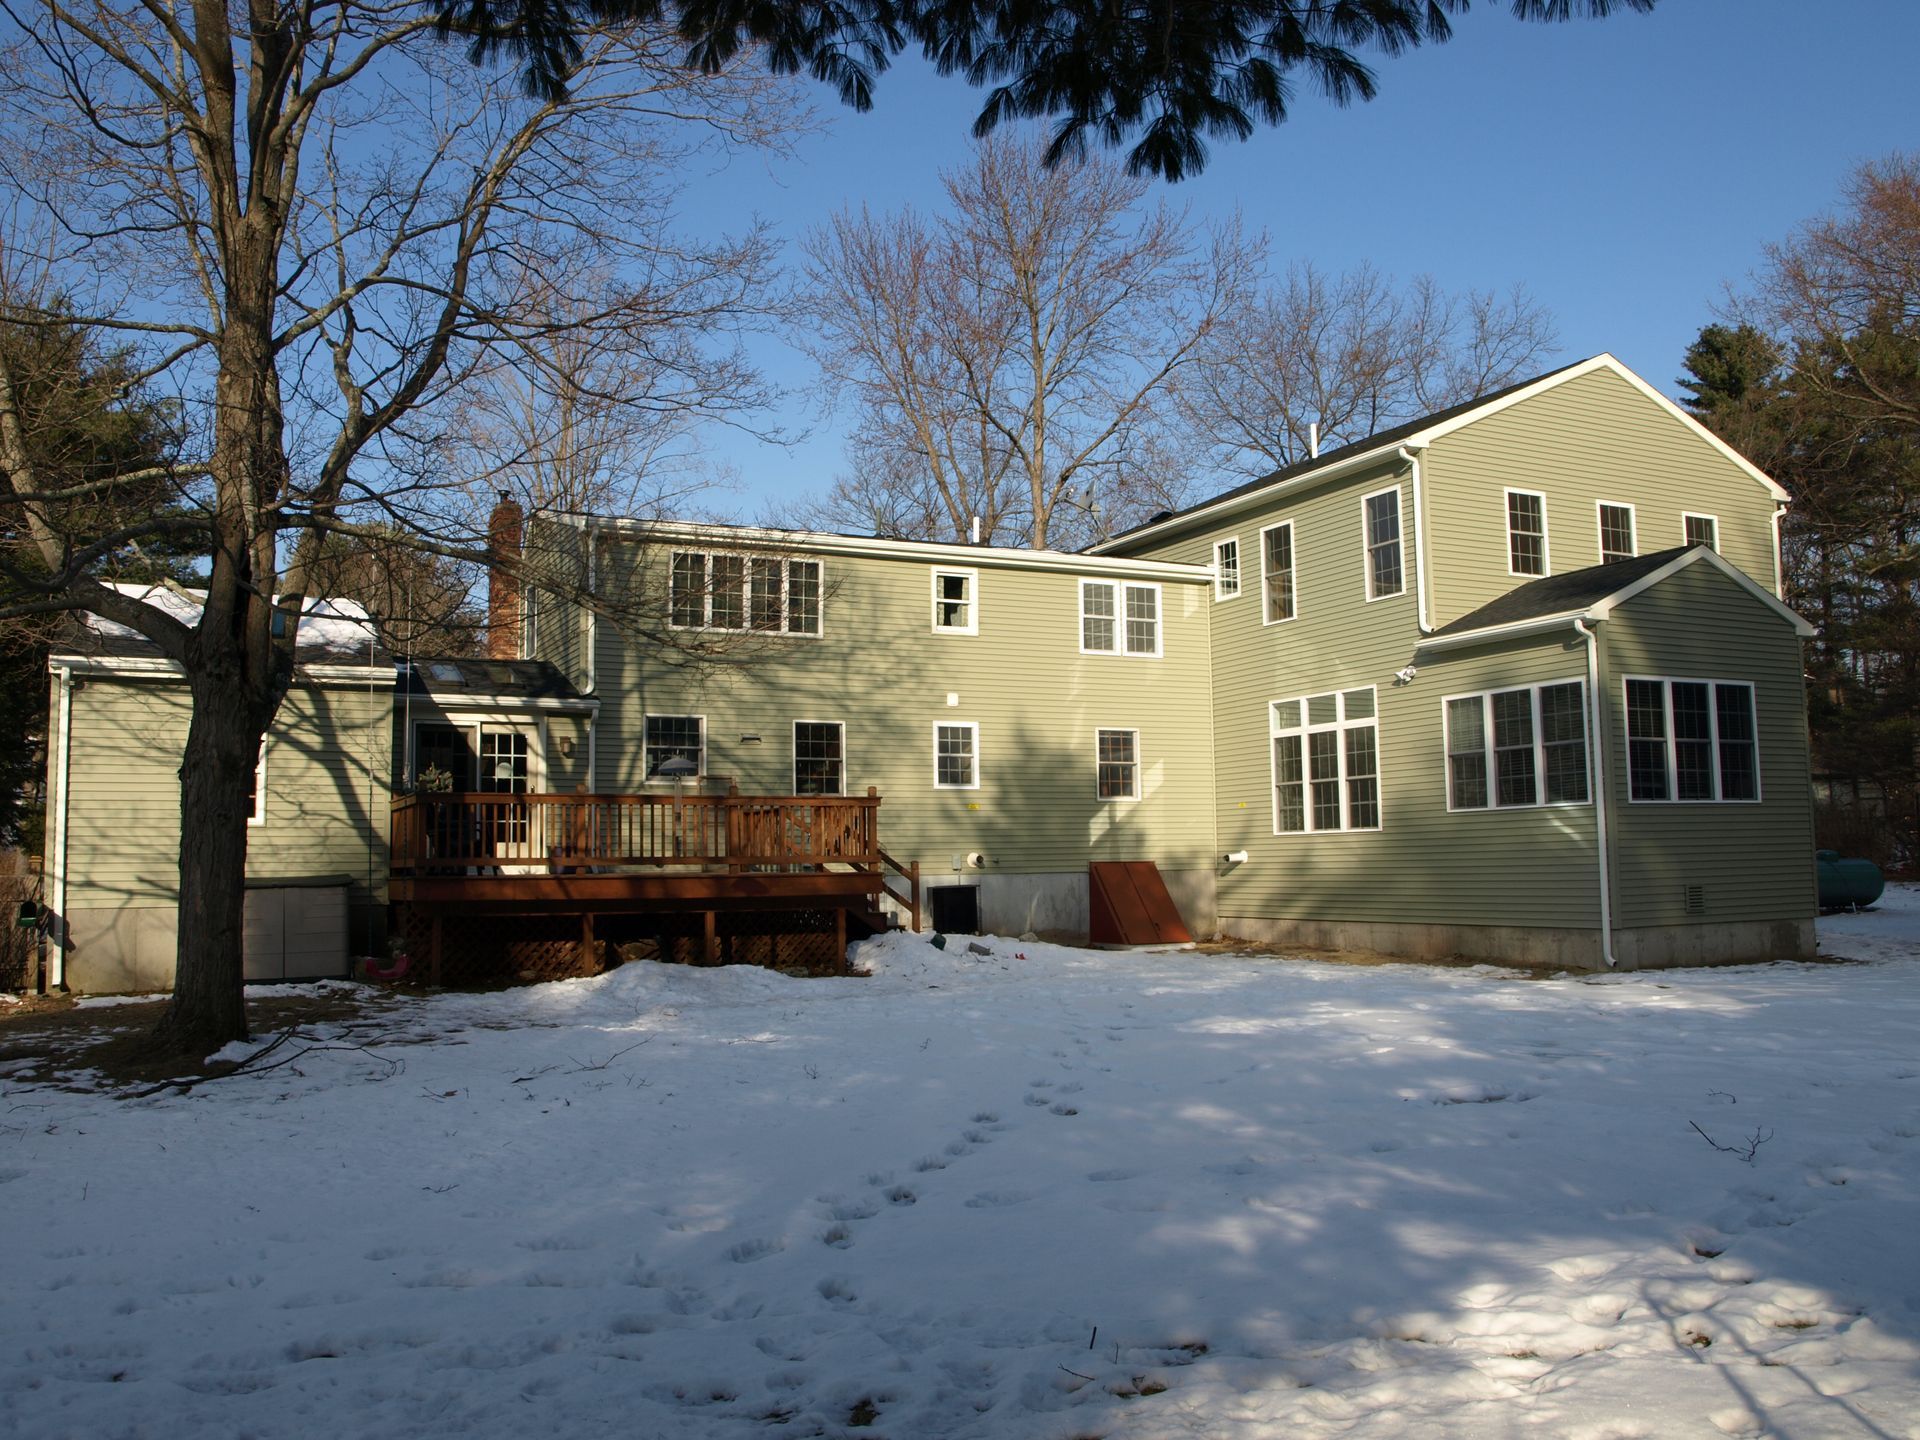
top-left (794, 135), bottom-right (1257, 549)
top-left (0, 0), bottom-right (799, 1051)
top-left (1180, 261), bottom-right (1559, 478)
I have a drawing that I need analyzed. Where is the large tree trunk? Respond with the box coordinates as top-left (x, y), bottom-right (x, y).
top-left (150, 671), bottom-right (267, 1055)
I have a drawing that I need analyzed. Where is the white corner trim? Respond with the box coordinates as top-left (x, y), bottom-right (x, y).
top-left (47, 665), bottom-right (72, 988)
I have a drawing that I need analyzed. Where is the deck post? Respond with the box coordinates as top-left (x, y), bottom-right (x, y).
top-left (909, 860), bottom-right (921, 933)
top-left (835, 905), bottom-right (846, 964)
top-left (702, 909), bottom-right (717, 966)
top-left (429, 913), bottom-right (443, 987)
top-left (580, 912), bottom-right (596, 972)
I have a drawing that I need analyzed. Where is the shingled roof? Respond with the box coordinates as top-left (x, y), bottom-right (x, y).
top-left (1426, 548), bottom-right (1694, 639)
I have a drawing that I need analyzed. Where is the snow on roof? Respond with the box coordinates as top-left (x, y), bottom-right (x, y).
top-left (75, 583), bottom-right (380, 662)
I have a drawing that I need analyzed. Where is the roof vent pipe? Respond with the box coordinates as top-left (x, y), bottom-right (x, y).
top-left (970, 515), bottom-right (981, 545)
top-left (1308, 422), bottom-right (1320, 459)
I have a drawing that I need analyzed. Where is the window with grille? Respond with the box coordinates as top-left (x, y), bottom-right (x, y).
top-left (1261, 521), bottom-right (1295, 623)
top-left (1096, 729), bottom-right (1139, 800)
top-left (1625, 678), bottom-right (1759, 803)
top-left (934, 722), bottom-right (978, 789)
top-left (643, 715), bottom-right (704, 779)
top-left (1445, 682), bottom-right (1589, 810)
top-left (1271, 688), bottom-right (1380, 833)
top-left (669, 551), bottom-right (822, 635)
top-left (1213, 538), bottom-right (1241, 600)
top-left (932, 568), bottom-right (977, 634)
top-left (1080, 580), bottom-right (1162, 656)
top-left (793, 721), bottom-right (844, 796)
top-left (1363, 489), bottom-right (1403, 599)
top-left (1598, 502), bottom-right (1636, 564)
top-left (1683, 513), bottom-right (1718, 551)
top-left (1507, 490), bottom-right (1548, 576)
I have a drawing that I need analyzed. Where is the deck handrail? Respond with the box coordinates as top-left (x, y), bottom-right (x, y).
top-left (391, 789), bottom-right (882, 875)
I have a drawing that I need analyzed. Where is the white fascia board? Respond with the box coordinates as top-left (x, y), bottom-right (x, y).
top-left (1418, 548), bottom-right (1816, 654)
top-left (1585, 545), bottom-right (1816, 637)
top-left (1415, 612), bottom-right (1588, 653)
top-left (1095, 353), bottom-right (1791, 557)
top-left (552, 514), bottom-right (1213, 586)
top-left (423, 692), bottom-right (599, 715)
top-left (49, 654), bottom-right (396, 686)
top-left (1415, 354), bottom-right (1791, 503)
top-left (1088, 443), bottom-right (1412, 555)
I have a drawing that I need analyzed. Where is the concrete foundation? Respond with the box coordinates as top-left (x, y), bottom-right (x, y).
top-left (1218, 914), bottom-right (1817, 972)
top-left (889, 867), bottom-right (1218, 942)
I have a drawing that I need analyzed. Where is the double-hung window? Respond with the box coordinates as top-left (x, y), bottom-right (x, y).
top-left (1363, 489), bottom-right (1403, 599)
top-left (1683, 513), bottom-right (1719, 551)
top-left (1271, 689), bottom-right (1380, 833)
top-left (669, 550), bottom-right (822, 635)
top-left (1080, 580), bottom-right (1162, 656)
top-left (932, 568), bottom-right (978, 634)
top-left (1096, 729), bottom-right (1139, 800)
top-left (1261, 521), bottom-right (1296, 623)
top-left (1213, 539), bottom-right (1241, 600)
top-left (1506, 490), bottom-right (1548, 576)
top-left (1444, 682), bottom-right (1589, 810)
top-left (1597, 502), bottom-right (1636, 564)
top-left (643, 715), bottom-right (704, 779)
top-left (794, 721), bottom-right (844, 795)
top-left (1625, 678), bottom-right (1759, 802)
top-left (934, 722), bottom-right (979, 789)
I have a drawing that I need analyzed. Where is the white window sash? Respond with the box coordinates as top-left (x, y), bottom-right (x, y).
top-left (932, 721), bottom-right (980, 790)
top-left (1442, 682), bottom-right (1591, 812)
top-left (1623, 676), bottom-right (1761, 804)
top-left (1270, 690), bottom-right (1381, 833)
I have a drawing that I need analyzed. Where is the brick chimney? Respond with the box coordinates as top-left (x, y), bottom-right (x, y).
top-left (487, 490), bottom-right (524, 660)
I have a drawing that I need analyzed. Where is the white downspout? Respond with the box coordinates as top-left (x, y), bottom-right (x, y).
top-left (1574, 619), bottom-right (1619, 970)
top-left (47, 664), bottom-right (72, 990)
top-left (1398, 445), bottom-right (1434, 634)
top-left (1770, 502), bottom-right (1787, 598)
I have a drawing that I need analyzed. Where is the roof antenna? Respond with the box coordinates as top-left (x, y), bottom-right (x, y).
top-left (1308, 422), bottom-right (1320, 460)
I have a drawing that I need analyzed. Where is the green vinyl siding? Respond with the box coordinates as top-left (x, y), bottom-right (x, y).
top-left (1422, 367), bottom-right (1780, 625)
top-left (1599, 561), bottom-right (1814, 929)
top-left (586, 539), bottom-right (1217, 875)
top-left (63, 677), bottom-right (392, 915)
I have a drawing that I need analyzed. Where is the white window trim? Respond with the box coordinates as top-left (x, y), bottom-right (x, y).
top-left (1682, 512), bottom-right (1720, 551)
top-left (932, 720), bottom-right (981, 791)
top-left (1622, 675), bottom-right (1763, 805)
top-left (792, 718), bottom-right (846, 796)
top-left (930, 566), bottom-right (979, 636)
top-left (1078, 578), bottom-right (1164, 658)
top-left (1269, 688), bottom-right (1383, 834)
top-left (1212, 537), bottom-right (1242, 601)
top-left (642, 712), bottom-right (707, 782)
top-left (1095, 727), bottom-right (1141, 802)
top-left (410, 718), bottom-right (550, 792)
top-left (1259, 520), bottom-right (1297, 625)
top-left (666, 550), bottom-right (824, 637)
top-left (248, 742), bottom-right (267, 826)
top-left (1441, 680), bottom-right (1592, 813)
top-left (1360, 485), bottom-right (1406, 603)
top-left (1504, 487), bottom-right (1551, 578)
top-left (1595, 499), bottom-right (1637, 565)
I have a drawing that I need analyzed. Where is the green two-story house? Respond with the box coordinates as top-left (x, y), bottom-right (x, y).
top-left (1094, 353), bottom-right (1817, 969)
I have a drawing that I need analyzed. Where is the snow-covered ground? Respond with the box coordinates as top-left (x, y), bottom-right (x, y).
top-left (5, 900), bottom-right (1920, 1439)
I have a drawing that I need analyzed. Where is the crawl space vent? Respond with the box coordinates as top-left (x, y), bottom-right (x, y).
top-left (1682, 884), bottom-right (1707, 917)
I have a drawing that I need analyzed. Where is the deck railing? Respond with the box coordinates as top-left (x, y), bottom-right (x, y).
top-left (390, 788), bottom-right (883, 876)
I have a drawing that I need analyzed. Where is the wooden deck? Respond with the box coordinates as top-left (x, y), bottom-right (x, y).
top-left (389, 788), bottom-right (920, 979)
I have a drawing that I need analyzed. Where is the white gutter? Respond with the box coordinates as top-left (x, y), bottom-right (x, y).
top-left (417, 692), bottom-right (599, 715)
top-left (46, 664), bottom-right (72, 990)
top-left (1398, 444), bottom-right (1434, 634)
top-left (568, 513), bottom-right (1213, 583)
top-left (1574, 620), bottom-right (1620, 970)
top-left (1414, 610), bottom-right (1589, 653)
top-left (50, 654), bottom-right (391, 687)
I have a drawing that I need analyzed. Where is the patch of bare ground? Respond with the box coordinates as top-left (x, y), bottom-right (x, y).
top-left (0, 986), bottom-right (409, 1091)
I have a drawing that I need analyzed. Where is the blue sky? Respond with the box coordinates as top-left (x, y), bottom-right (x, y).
top-left (673, 0), bottom-right (1920, 519)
